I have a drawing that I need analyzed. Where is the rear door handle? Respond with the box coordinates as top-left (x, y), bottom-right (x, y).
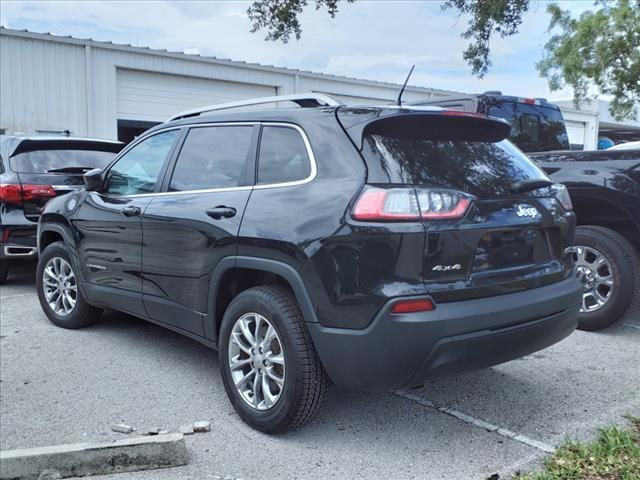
top-left (206, 206), bottom-right (237, 220)
top-left (121, 206), bottom-right (142, 217)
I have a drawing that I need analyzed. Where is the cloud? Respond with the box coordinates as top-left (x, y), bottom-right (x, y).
top-left (0, 0), bottom-right (593, 100)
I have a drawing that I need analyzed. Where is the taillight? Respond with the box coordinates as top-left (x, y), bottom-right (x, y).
top-left (391, 298), bottom-right (435, 314)
top-left (0, 184), bottom-right (56, 205)
top-left (22, 185), bottom-right (56, 201)
top-left (552, 184), bottom-right (573, 211)
top-left (352, 186), bottom-right (472, 221)
top-left (0, 184), bottom-right (23, 204)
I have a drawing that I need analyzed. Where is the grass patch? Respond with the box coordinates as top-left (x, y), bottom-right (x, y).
top-left (515, 416), bottom-right (640, 480)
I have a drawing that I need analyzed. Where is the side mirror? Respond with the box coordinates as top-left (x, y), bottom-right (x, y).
top-left (83, 168), bottom-right (104, 191)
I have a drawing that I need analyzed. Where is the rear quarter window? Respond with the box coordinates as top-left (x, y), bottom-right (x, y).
top-left (257, 126), bottom-right (311, 185)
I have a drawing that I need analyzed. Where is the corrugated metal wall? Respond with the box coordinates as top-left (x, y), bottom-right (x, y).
top-left (1, 34), bottom-right (88, 136)
top-left (1, 29), bottom-right (450, 140)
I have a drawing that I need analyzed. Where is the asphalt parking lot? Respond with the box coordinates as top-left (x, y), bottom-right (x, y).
top-left (1, 261), bottom-right (639, 480)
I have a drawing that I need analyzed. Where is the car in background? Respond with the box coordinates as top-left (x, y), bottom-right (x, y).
top-left (0, 136), bottom-right (123, 283)
top-left (609, 140), bottom-right (640, 151)
top-left (411, 91), bottom-right (570, 153)
top-left (529, 148), bottom-right (640, 330)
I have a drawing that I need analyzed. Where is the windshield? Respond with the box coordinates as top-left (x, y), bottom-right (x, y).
top-left (485, 101), bottom-right (569, 152)
top-left (9, 149), bottom-right (116, 174)
top-left (361, 135), bottom-right (550, 197)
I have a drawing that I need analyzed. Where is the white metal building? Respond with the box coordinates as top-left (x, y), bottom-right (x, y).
top-left (556, 99), bottom-right (640, 150)
top-left (0, 27), bottom-right (453, 142)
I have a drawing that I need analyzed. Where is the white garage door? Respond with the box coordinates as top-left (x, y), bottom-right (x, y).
top-left (116, 69), bottom-right (277, 122)
top-left (565, 120), bottom-right (586, 149)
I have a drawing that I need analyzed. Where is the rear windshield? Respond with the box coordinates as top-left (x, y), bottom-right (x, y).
top-left (9, 150), bottom-right (116, 174)
top-left (362, 135), bottom-right (549, 197)
top-left (485, 102), bottom-right (569, 152)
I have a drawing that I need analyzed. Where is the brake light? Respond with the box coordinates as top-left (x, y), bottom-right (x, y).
top-left (353, 186), bottom-right (472, 221)
top-left (0, 184), bottom-right (56, 205)
top-left (391, 298), bottom-right (435, 314)
top-left (442, 110), bottom-right (486, 119)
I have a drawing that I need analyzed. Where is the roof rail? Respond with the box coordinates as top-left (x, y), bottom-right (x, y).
top-left (168, 93), bottom-right (342, 122)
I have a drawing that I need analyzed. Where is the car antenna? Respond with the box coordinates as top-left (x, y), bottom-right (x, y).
top-left (396, 65), bottom-right (415, 106)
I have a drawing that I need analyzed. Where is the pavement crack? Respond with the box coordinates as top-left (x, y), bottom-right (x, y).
top-left (621, 323), bottom-right (640, 330)
top-left (393, 389), bottom-right (556, 454)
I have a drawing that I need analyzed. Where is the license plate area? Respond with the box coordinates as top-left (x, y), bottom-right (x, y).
top-left (473, 228), bottom-right (550, 272)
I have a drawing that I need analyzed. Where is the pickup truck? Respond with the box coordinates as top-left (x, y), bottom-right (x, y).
top-left (529, 148), bottom-right (640, 330)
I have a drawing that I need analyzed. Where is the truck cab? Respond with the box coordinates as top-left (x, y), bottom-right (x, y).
top-left (412, 91), bottom-right (570, 153)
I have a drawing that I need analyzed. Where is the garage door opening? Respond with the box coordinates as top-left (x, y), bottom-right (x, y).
top-left (117, 119), bottom-right (160, 144)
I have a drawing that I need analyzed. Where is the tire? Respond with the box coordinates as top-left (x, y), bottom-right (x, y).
top-left (573, 226), bottom-right (639, 331)
top-left (0, 258), bottom-right (8, 284)
top-left (36, 241), bottom-right (103, 329)
top-left (219, 286), bottom-right (328, 433)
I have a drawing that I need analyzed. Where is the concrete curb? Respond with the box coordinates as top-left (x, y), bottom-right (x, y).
top-left (0, 433), bottom-right (188, 479)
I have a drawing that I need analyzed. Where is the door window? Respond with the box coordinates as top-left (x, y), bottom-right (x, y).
top-left (104, 130), bottom-right (179, 195)
top-left (257, 126), bottom-right (311, 185)
top-left (169, 126), bottom-right (254, 192)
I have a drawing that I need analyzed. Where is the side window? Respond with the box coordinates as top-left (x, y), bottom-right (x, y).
top-left (257, 126), bottom-right (311, 185)
top-left (520, 113), bottom-right (540, 143)
top-left (169, 126), bottom-right (254, 192)
top-left (104, 130), bottom-right (178, 195)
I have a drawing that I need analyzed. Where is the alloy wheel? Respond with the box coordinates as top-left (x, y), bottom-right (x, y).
top-left (42, 257), bottom-right (77, 316)
top-left (228, 312), bottom-right (285, 411)
top-left (573, 245), bottom-right (614, 313)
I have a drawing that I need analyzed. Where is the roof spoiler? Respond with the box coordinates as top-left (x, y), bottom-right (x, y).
top-left (339, 109), bottom-right (511, 150)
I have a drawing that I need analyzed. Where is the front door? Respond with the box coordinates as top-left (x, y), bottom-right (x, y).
top-left (141, 124), bottom-right (258, 336)
top-left (74, 129), bottom-right (180, 316)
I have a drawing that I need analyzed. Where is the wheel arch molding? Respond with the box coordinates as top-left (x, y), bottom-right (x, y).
top-left (205, 256), bottom-right (319, 341)
top-left (38, 220), bottom-right (75, 255)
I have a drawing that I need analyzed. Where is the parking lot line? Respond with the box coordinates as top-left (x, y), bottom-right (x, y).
top-left (622, 323), bottom-right (640, 330)
top-left (393, 390), bottom-right (556, 454)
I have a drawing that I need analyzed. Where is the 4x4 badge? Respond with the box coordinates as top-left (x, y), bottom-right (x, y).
top-left (432, 264), bottom-right (462, 272)
top-left (515, 205), bottom-right (539, 218)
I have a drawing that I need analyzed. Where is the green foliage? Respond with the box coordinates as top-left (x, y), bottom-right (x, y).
top-left (441, 0), bottom-right (529, 77)
top-left (537, 0), bottom-right (640, 121)
top-left (247, 0), bottom-right (354, 42)
top-left (515, 417), bottom-right (640, 480)
top-left (247, 0), bottom-right (640, 121)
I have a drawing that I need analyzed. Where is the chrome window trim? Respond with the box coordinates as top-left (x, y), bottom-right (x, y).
top-left (115, 121), bottom-right (317, 198)
top-left (254, 122), bottom-right (317, 190)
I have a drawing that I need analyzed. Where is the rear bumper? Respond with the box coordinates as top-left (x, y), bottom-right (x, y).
top-left (1, 225), bottom-right (38, 259)
top-left (1, 244), bottom-right (38, 258)
top-left (308, 276), bottom-right (581, 391)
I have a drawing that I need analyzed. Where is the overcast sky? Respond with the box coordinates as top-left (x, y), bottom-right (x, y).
top-left (1, 1), bottom-right (593, 99)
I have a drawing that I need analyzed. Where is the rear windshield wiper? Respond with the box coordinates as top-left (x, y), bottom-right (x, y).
top-left (47, 166), bottom-right (96, 173)
top-left (511, 179), bottom-right (553, 194)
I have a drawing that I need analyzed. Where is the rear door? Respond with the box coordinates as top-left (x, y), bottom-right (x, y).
top-left (141, 124), bottom-right (257, 336)
top-left (353, 112), bottom-right (576, 302)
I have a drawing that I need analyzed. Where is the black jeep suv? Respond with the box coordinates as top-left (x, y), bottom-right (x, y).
top-left (36, 95), bottom-right (582, 432)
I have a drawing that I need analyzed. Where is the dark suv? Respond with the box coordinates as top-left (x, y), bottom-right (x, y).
top-left (0, 136), bottom-right (122, 282)
top-left (35, 95), bottom-right (582, 432)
